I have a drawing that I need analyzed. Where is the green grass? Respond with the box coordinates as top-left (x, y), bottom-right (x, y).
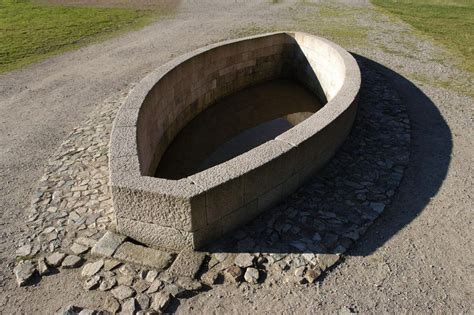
top-left (294, 5), bottom-right (369, 48)
top-left (0, 0), bottom-right (170, 73)
top-left (372, 0), bottom-right (474, 73)
top-left (235, 4), bottom-right (370, 49)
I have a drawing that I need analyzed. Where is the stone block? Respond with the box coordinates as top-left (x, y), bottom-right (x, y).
top-left (109, 32), bottom-right (360, 251)
top-left (117, 217), bottom-right (194, 251)
top-left (91, 231), bottom-right (126, 257)
top-left (167, 249), bottom-right (206, 279)
top-left (113, 242), bottom-right (174, 270)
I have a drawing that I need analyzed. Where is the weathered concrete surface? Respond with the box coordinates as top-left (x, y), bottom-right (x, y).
top-left (167, 249), bottom-right (206, 279)
top-left (113, 242), bottom-right (174, 270)
top-left (110, 32), bottom-right (361, 250)
top-left (91, 231), bottom-right (127, 257)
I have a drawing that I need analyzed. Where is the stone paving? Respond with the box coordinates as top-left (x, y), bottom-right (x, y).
top-left (13, 60), bottom-right (410, 314)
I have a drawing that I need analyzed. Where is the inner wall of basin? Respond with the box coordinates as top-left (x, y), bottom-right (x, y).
top-left (155, 78), bottom-right (325, 179)
top-left (136, 33), bottom-right (347, 178)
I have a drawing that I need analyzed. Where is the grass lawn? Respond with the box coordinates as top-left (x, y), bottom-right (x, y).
top-left (0, 0), bottom-right (172, 73)
top-left (372, 0), bottom-right (474, 73)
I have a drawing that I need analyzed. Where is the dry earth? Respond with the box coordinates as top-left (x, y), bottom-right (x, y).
top-left (0, 0), bottom-right (472, 314)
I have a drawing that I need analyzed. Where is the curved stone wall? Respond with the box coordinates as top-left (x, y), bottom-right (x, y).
top-left (109, 32), bottom-right (361, 250)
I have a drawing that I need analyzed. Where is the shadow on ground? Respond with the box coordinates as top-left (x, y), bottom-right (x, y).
top-left (348, 55), bottom-right (452, 257)
top-left (204, 55), bottom-right (452, 258)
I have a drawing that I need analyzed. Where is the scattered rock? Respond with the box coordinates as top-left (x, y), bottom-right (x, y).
top-left (151, 292), bottom-right (172, 312)
top-left (104, 259), bottom-right (122, 271)
top-left (244, 267), bottom-right (259, 284)
top-left (158, 272), bottom-right (177, 285)
top-left (61, 255), bottom-right (82, 268)
top-left (134, 279), bottom-right (150, 293)
top-left (289, 240), bottom-right (307, 251)
top-left (147, 279), bottom-right (164, 294)
top-left (201, 270), bottom-right (219, 286)
top-left (370, 202), bottom-right (385, 213)
top-left (116, 274), bottom-right (134, 286)
top-left (163, 284), bottom-right (187, 298)
top-left (37, 257), bottom-right (51, 276)
top-left (91, 231), bottom-right (126, 257)
top-left (119, 264), bottom-right (137, 276)
top-left (214, 253), bottom-right (228, 262)
top-left (136, 293), bottom-right (151, 310)
top-left (99, 275), bottom-right (117, 291)
top-left (46, 252), bottom-right (66, 267)
top-left (316, 254), bottom-right (340, 271)
top-left (111, 285), bottom-right (135, 301)
top-left (339, 306), bottom-right (357, 315)
top-left (121, 298), bottom-right (137, 314)
top-left (223, 265), bottom-right (243, 283)
top-left (305, 267), bottom-right (322, 283)
top-left (322, 233), bottom-right (339, 248)
top-left (234, 253), bottom-right (255, 268)
top-left (84, 275), bottom-right (101, 290)
top-left (75, 237), bottom-right (97, 249)
top-left (302, 253), bottom-right (316, 264)
top-left (145, 270), bottom-right (159, 283)
top-left (176, 277), bottom-right (203, 291)
top-left (207, 256), bottom-right (219, 269)
top-left (103, 296), bottom-right (120, 314)
top-left (16, 244), bottom-right (32, 258)
top-left (13, 260), bottom-right (36, 286)
top-left (81, 260), bottom-right (104, 278)
top-left (58, 305), bottom-right (81, 315)
top-left (294, 266), bottom-right (305, 277)
top-left (70, 243), bottom-right (89, 255)
top-left (138, 270), bottom-right (148, 279)
top-left (293, 266), bottom-right (306, 283)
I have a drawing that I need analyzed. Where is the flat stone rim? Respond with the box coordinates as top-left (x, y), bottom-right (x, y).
top-left (109, 31), bottom-right (361, 192)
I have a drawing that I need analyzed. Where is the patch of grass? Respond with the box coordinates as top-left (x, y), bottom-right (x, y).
top-left (235, 4), bottom-right (369, 49)
top-left (34, 0), bottom-right (179, 10)
top-left (292, 5), bottom-right (369, 48)
top-left (410, 71), bottom-right (473, 97)
top-left (372, 0), bottom-right (474, 73)
top-left (0, 0), bottom-right (172, 73)
top-left (233, 24), bottom-right (277, 38)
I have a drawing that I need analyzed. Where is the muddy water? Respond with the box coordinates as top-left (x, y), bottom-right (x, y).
top-left (155, 79), bottom-right (324, 179)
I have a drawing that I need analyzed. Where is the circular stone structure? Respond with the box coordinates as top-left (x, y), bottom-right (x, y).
top-left (109, 32), bottom-right (361, 251)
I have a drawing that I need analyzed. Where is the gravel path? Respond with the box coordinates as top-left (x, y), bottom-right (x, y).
top-left (0, 0), bottom-right (472, 313)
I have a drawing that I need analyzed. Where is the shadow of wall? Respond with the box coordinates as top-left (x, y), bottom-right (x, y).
top-left (348, 54), bottom-right (452, 256)
top-left (204, 54), bottom-right (452, 256)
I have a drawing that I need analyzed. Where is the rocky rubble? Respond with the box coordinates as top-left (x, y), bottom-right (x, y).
top-left (14, 63), bottom-right (410, 313)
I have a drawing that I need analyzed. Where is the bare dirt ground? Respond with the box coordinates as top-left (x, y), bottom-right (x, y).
top-left (0, 0), bottom-right (472, 313)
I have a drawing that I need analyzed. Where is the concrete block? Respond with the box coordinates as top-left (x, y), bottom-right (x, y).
top-left (117, 217), bottom-right (194, 251)
top-left (190, 163), bottom-right (244, 225)
top-left (167, 249), bottom-right (206, 279)
top-left (113, 242), bottom-right (174, 270)
top-left (91, 231), bottom-right (127, 257)
top-left (109, 32), bottom-right (361, 250)
top-left (192, 221), bottom-right (223, 249)
top-left (257, 184), bottom-right (284, 211)
top-left (239, 140), bottom-right (296, 203)
top-left (221, 200), bottom-right (258, 236)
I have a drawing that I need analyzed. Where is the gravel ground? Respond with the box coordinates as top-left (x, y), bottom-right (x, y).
top-left (0, 0), bottom-right (472, 313)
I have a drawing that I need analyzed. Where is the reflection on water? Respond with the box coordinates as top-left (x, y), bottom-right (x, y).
top-left (155, 79), bottom-right (324, 179)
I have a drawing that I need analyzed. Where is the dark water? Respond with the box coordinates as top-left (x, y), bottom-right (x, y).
top-left (155, 79), bottom-right (324, 179)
